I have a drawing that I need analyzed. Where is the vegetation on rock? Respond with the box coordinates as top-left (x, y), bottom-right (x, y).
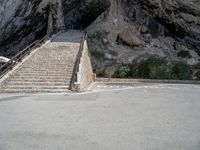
top-left (170, 61), bottom-right (192, 80)
top-left (113, 55), bottom-right (197, 80)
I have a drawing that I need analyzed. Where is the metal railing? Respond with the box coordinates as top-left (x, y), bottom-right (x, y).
top-left (0, 35), bottom-right (49, 79)
top-left (70, 33), bottom-right (87, 91)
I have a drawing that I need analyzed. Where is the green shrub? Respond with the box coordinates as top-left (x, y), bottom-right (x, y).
top-left (130, 56), bottom-right (169, 79)
top-left (88, 49), bottom-right (104, 60)
top-left (132, 60), bottom-right (150, 79)
top-left (113, 56), bottom-right (194, 80)
top-left (177, 50), bottom-right (192, 58)
top-left (170, 61), bottom-right (192, 80)
top-left (113, 64), bottom-right (131, 78)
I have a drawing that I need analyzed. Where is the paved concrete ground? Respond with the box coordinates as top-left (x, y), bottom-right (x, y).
top-left (0, 83), bottom-right (200, 150)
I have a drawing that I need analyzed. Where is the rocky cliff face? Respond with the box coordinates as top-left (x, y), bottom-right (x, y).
top-left (0, 0), bottom-right (199, 78)
top-left (0, 0), bottom-right (49, 57)
top-left (0, 0), bottom-right (109, 57)
top-left (130, 0), bottom-right (200, 55)
top-left (86, 0), bottom-right (200, 77)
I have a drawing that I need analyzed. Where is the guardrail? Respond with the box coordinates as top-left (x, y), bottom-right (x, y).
top-left (0, 35), bottom-right (49, 79)
top-left (70, 33), bottom-right (87, 91)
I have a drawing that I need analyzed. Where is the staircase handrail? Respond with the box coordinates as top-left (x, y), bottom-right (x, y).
top-left (0, 35), bottom-right (49, 79)
top-left (70, 32), bottom-right (87, 91)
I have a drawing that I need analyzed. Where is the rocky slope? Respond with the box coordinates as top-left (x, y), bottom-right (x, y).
top-left (86, 0), bottom-right (200, 78)
top-left (132, 0), bottom-right (200, 54)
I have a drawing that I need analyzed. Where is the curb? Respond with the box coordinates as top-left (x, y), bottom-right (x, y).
top-left (96, 78), bottom-right (200, 85)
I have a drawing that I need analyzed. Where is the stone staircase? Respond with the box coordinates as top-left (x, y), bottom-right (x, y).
top-left (0, 30), bottom-right (83, 93)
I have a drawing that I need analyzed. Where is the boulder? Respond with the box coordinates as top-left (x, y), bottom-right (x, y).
top-left (118, 27), bottom-right (144, 47)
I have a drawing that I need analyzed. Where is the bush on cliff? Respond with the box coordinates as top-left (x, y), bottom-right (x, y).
top-left (113, 55), bottom-right (194, 80)
top-left (170, 61), bottom-right (192, 80)
top-left (130, 56), bottom-right (169, 79)
top-left (113, 64), bottom-right (131, 78)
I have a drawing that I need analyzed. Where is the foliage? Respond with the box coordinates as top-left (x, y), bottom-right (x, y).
top-left (131, 56), bottom-right (169, 79)
top-left (113, 64), bottom-right (131, 78)
top-left (170, 61), bottom-right (192, 80)
top-left (113, 56), bottom-right (169, 79)
top-left (113, 55), bottom-right (194, 80)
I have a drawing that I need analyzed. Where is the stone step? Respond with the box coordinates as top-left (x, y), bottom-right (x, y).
top-left (4, 85), bottom-right (70, 90)
top-left (17, 68), bottom-right (74, 72)
top-left (17, 67), bottom-right (74, 71)
top-left (14, 72), bottom-right (74, 76)
top-left (5, 78), bottom-right (71, 82)
top-left (13, 70), bottom-right (74, 74)
top-left (21, 62), bottom-right (74, 68)
top-left (24, 62), bottom-right (75, 65)
top-left (30, 54), bottom-right (77, 57)
top-left (25, 57), bottom-right (75, 60)
top-left (26, 61), bottom-right (75, 63)
top-left (20, 66), bottom-right (75, 70)
top-left (8, 76), bottom-right (71, 80)
top-left (25, 56), bottom-right (74, 59)
top-left (5, 81), bottom-right (70, 87)
top-left (13, 72), bottom-right (73, 76)
top-left (1, 89), bottom-right (71, 93)
top-left (8, 76), bottom-right (72, 81)
top-left (5, 79), bottom-right (70, 83)
top-left (28, 53), bottom-right (77, 56)
top-left (26, 57), bottom-right (77, 60)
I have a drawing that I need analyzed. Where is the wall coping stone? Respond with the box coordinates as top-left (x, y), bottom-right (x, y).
top-left (96, 78), bottom-right (200, 85)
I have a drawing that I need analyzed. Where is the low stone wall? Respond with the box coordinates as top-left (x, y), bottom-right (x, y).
top-left (75, 40), bottom-right (95, 91)
top-left (96, 78), bottom-right (200, 85)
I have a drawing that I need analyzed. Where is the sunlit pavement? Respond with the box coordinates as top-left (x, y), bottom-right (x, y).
top-left (0, 83), bottom-right (200, 150)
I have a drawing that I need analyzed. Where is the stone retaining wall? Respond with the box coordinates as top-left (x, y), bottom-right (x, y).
top-left (75, 39), bottom-right (95, 91)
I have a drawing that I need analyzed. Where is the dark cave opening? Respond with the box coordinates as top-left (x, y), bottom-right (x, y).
top-left (63, 0), bottom-right (110, 30)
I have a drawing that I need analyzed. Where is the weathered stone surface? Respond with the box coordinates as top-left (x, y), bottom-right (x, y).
top-left (0, 0), bottom-right (109, 57)
top-left (118, 27), bottom-right (144, 47)
top-left (128, 0), bottom-right (200, 54)
top-left (87, 0), bottom-right (200, 77)
top-left (76, 39), bottom-right (94, 91)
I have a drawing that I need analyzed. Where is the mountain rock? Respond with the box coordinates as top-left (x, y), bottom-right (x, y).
top-left (0, 0), bottom-right (109, 57)
top-left (128, 0), bottom-right (200, 55)
top-left (0, 0), bottom-right (199, 78)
